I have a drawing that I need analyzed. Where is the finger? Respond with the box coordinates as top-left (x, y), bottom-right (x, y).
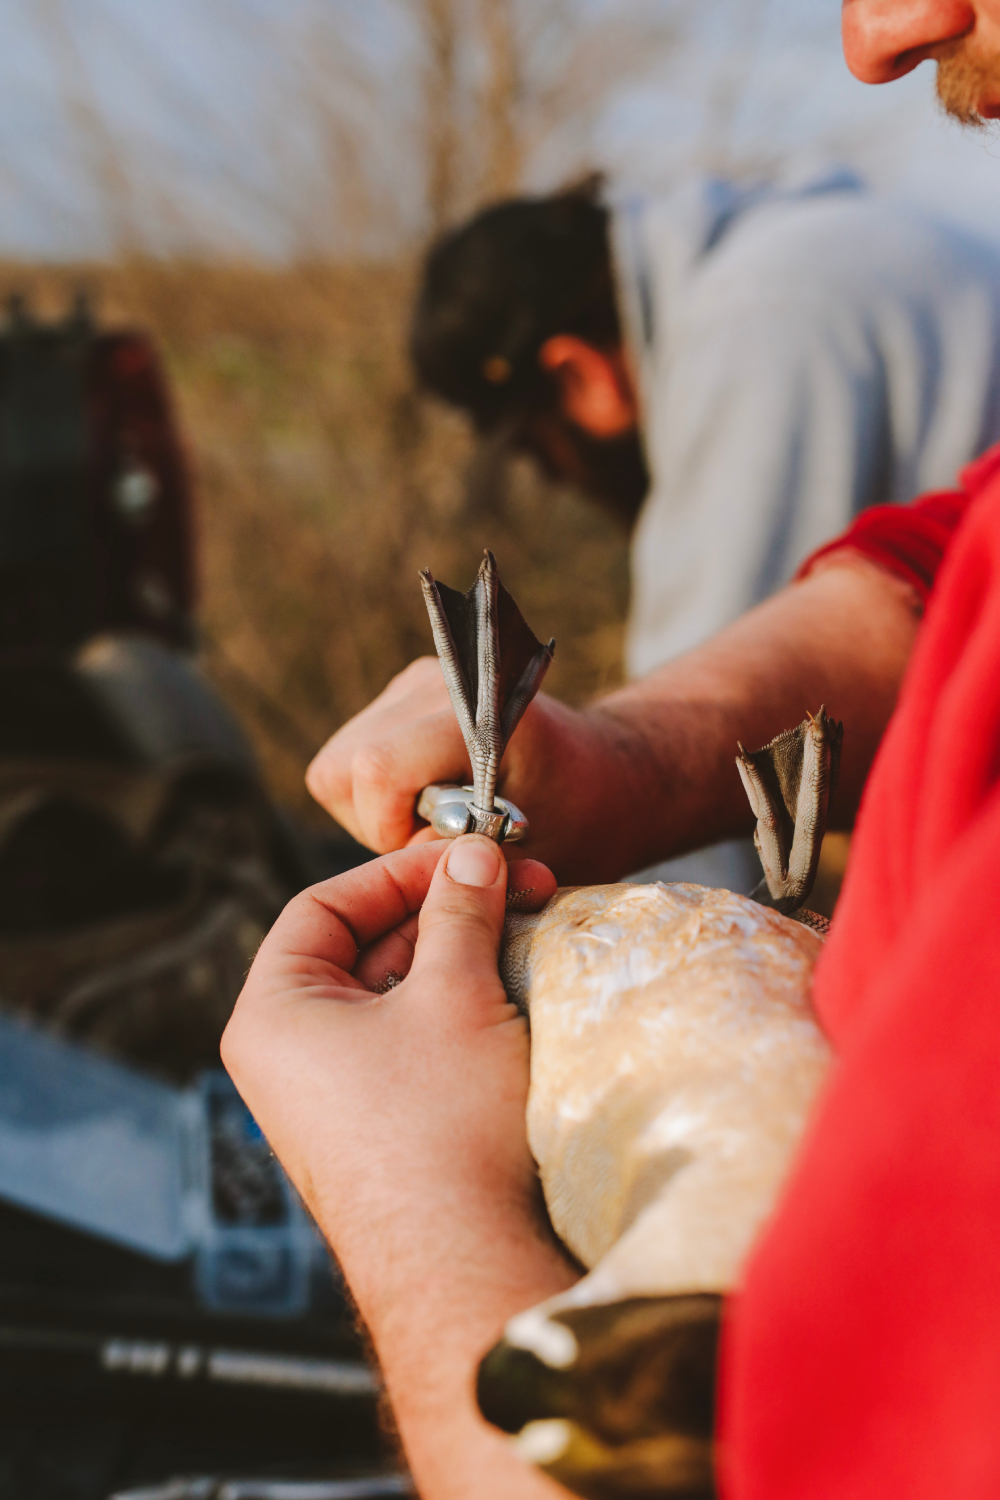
top-left (349, 711), bottom-right (471, 851)
top-left (354, 912), bottom-right (421, 991)
top-left (371, 655), bottom-right (449, 710)
top-left (405, 824), bottom-right (443, 847)
top-left (353, 855), bottom-right (554, 992)
top-left (320, 660), bottom-right (447, 756)
top-left (409, 835), bottom-right (509, 1004)
top-left (506, 857), bottom-right (557, 910)
top-left (262, 842), bottom-right (451, 975)
top-left (305, 662), bottom-right (457, 837)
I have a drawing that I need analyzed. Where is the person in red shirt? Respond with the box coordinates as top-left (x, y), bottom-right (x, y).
top-left (222, 5), bottom-right (1000, 1497)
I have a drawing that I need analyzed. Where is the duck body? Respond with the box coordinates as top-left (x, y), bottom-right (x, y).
top-left (483, 881), bottom-right (830, 1500)
top-left (502, 881), bottom-right (829, 1303)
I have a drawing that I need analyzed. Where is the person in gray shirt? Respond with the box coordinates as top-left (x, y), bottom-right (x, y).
top-left (411, 173), bottom-right (1000, 887)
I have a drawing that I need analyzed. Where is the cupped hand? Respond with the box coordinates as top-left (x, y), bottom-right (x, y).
top-left (221, 836), bottom-right (560, 1326)
top-left (305, 656), bottom-right (639, 882)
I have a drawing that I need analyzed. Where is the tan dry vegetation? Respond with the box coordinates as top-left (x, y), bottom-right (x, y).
top-left (0, 259), bottom-right (629, 831)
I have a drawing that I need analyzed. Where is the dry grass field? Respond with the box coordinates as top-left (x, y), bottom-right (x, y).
top-left (0, 259), bottom-right (630, 833)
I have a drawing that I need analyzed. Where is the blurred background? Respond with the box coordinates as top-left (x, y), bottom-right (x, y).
top-left (3, 0), bottom-right (997, 828)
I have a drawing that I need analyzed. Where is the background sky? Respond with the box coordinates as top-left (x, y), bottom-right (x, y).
top-left (1, 0), bottom-right (999, 260)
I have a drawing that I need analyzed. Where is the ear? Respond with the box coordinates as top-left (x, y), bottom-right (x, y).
top-left (538, 336), bottom-right (637, 439)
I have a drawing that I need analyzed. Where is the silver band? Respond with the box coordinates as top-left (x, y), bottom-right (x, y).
top-left (417, 784), bottom-right (529, 843)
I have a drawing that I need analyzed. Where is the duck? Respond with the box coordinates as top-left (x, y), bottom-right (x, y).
top-left (418, 552), bottom-right (841, 1500)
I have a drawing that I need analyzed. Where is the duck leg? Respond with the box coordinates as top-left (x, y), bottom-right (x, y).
top-left (736, 708), bottom-right (843, 915)
top-left (419, 550), bottom-right (555, 842)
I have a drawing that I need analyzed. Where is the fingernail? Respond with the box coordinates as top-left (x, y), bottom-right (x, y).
top-left (446, 836), bottom-right (502, 888)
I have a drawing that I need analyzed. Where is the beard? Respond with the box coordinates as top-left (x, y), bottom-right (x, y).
top-left (519, 420), bottom-right (650, 530)
top-left (548, 425), bottom-right (650, 528)
top-left (936, 45), bottom-right (997, 128)
top-left (469, 405), bottom-right (650, 531)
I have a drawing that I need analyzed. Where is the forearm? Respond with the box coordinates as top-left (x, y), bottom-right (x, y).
top-left (327, 1190), bottom-right (577, 1500)
top-left (307, 557), bottom-right (920, 884)
top-left (556, 558), bottom-right (920, 880)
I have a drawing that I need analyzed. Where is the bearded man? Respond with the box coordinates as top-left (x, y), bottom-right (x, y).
top-left (223, 4), bottom-right (1000, 1498)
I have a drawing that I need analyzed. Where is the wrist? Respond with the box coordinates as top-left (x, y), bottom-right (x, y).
top-left (322, 1175), bottom-right (573, 1343)
top-left (516, 695), bottom-right (671, 883)
top-left (351, 1194), bottom-right (577, 1498)
top-left (574, 701), bottom-right (670, 874)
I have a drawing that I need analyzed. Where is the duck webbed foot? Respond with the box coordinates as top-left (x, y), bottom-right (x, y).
top-left (737, 708), bottom-right (843, 915)
top-left (419, 550), bottom-right (555, 842)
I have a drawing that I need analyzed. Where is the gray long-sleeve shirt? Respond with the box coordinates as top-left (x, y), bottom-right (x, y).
top-left (611, 174), bottom-right (1000, 890)
top-left (611, 176), bottom-right (1000, 679)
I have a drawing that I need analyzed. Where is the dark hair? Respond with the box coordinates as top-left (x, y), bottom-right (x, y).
top-left (410, 183), bottom-right (620, 430)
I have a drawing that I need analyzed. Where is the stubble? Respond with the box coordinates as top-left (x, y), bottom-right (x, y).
top-left (936, 44), bottom-right (997, 128)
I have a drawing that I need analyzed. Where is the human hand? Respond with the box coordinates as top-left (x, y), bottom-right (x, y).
top-left (221, 837), bottom-right (565, 1326)
top-left (305, 557), bottom-right (920, 889)
top-left (222, 837), bottom-right (575, 1500)
top-left (305, 656), bottom-right (642, 883)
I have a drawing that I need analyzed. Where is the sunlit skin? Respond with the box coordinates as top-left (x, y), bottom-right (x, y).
top-left (537, 335), bottom-right (638, 439)
top-left (515, 337), bottom-right (638, 490)
top-left (509, 337), bottom-right (648, 528)
top-left (843, 0), bottom-right (1000, 118)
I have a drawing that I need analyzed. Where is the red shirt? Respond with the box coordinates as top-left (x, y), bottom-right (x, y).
top-left (720, 444), bottom-right (1000, 1496)
top-left (798, 484), bottom-right (973, 608)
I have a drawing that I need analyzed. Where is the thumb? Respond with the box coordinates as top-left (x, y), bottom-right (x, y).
top-left (410, 834), bottom-right (508, 998)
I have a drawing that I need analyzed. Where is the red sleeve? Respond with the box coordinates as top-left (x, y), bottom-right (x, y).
top-left (796, 489), bottom-right (973, 608)
top-left (720, 456), bottom-right (1000, 1500)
